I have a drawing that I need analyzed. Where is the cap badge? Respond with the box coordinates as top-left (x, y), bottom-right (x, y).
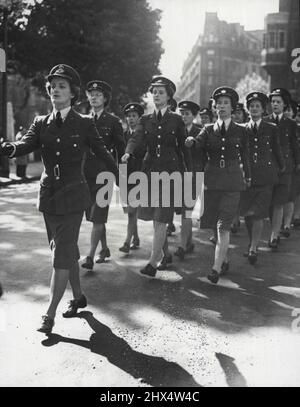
top-left (56, 66), bottom-right (64, 74)
top-left (253, 93), bottom-right (258, 97)
top-left (221, 89), bottom-right (226, 94)
top-left (93, 83), bottom-right (98, 88)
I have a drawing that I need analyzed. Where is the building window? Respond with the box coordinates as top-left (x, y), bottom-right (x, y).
top-left (207, 49), bottom-right (215, 55)
top-left (208, 60), bottom-right (214, 71)
top-left (269, 31), bottom-right (276, 48)
top-left (279, 31), bottom-right (286, 48)
top-left (263, 33), bottom-right (267, 48)
top-left (208, 76), bottom-right (213, 85)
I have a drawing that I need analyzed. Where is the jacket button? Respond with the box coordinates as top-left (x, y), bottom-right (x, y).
top-left (221, 147), bottom-right (225, 150)
top-left (222, 138), bottom-right (225, 142)
top-left (158, 126), bottom-right (162, 129)
top-left (254, 139), bottom-right (258, 142)
top-left (55, 176), bottom-right (60, 180)
top-left (56, 152), bottom-right (60, 156)
top-left (221, 155), bottom-right (224, 159)
top-left (73, 144), bottom-right (77, 147)
top-left (158, 135), bottom-right (161, 138)
top-left (57, 139), bottom-right (61, 143)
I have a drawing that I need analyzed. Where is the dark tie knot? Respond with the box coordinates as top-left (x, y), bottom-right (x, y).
top-left (55, 111), bottom-right (63, 128)
top-left (253, 122), bottom-right (258, 134)
top-left (220, 121), bottom-right (226, 136)
top-left (157, 110), bottom-right (162, 122)
top-left (94, 114), bottom-right (98, 122)
top-left (275, 115), bottom-right (279, 125)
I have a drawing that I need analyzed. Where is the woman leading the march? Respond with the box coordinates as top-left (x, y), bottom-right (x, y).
top-left (240, 92), bottom-right (285, 265)
top-left (122, 75), bottom-right (189, 278)
top-left (186, 87), bottom-right (251, 284)
top-left (0, 64), bottom-right (118, 334)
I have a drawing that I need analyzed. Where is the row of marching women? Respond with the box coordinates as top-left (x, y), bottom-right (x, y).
top-left (1, 63), bottom-right (300, 335)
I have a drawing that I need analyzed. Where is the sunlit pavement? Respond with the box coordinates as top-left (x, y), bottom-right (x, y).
top-left (1, 181), bottom-right (300, 387)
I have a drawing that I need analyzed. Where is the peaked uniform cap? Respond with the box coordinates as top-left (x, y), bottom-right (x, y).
top-left (47, 64), bottom-right (81, 87)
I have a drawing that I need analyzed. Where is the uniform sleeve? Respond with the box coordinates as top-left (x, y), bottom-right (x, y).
top-left (271, 125), bottom-right (285, 170)
top-left (125, 118), bottom-right (144, 155)
top-left (239, 127), bottom-right (251, 179)
top-left (289, 120), bottom-right (300, 166)
top-left (112, 119), bottom-right (126, 163)
top-left (7, 117), bottom-right (42, 157)
top-left (194, 126), bottom-right (208, 149)
top-left (86, 118), bottom-right (119, 180)
top-left (175, 118), bottom-right (190, 172)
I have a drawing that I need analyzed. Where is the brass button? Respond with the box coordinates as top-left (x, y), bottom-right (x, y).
top-left (57, 139), bottom-right (61, 143)
top-left (56, 152), bottom-right (60, 156)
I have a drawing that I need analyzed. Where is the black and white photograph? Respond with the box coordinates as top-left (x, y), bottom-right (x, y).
top-left (0, 0), bottom-right (300, 389)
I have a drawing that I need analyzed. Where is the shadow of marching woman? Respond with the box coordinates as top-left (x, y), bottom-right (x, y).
top-left (42, 311), bottom-right (202, 388)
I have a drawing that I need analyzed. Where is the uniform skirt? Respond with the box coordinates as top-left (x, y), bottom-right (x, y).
top-left (44, 212), bottom-right (83, 269)
top-left (85, 178), bottom-right (111, 224)
top-left (271, 173), bottom-right (292, 206)
top-left (240, 185), bottom-right (273, 220)
top-left (200, 190), bottom-right (240, 231)
top-left (289, 171), bottom-right (300, 202)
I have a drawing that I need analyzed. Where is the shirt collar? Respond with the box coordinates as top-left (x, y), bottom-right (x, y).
top-left (186, 123), bottom-right (194, 133)
top-left (53, 106), bottom-right (71, 121)
top-left (273, 112), bottom-right (283, 120)
top-left (155, 106), bottom-right (168, 117)
top-left (92, 108), bottom-right (104, 119)
top-left (217, 117), bottom-right (231, 130)
top-left (249, 118), bottom-right (262, 128)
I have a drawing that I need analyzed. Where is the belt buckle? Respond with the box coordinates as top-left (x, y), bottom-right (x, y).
top-left (54, 164), bottom-right (60, 178)
top-left (219, 159), bottom-right (225, 168)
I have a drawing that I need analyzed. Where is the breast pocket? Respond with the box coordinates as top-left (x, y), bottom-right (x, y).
top-left (64, 136), bottom-right (84, 162)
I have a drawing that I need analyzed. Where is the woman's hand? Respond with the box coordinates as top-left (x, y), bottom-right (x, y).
top-left (121, 153), bottom-right (130, 163)
top-left (185, 137), bottom-right (195, 148)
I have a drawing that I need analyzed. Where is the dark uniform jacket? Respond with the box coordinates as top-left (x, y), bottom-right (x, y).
top-left (84, 111), bottom-right (125, 180)
top-left (9, 109), bottom-right (118, 215)
top-left (126, 110), bottom-right (189, 174)
top-left (195, 120), bottom-right (251, 191)
top-left (124, 129), bottom-right (146, 174)
top-left (264, 115), bottom-right (300, 174)
top-left (245, 120), bottom-right (285, 186)
top-left (186, 123), bottom-right (206, 173)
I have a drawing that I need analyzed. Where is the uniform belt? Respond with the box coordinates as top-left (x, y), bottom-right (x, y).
top-left (208, 160), bottom-right (241, 169)
top-left (44, 165), bottom-right (84, 179)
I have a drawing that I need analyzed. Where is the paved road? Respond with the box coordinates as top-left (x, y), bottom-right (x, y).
top-left (0, 181), bottom-right (300, 387)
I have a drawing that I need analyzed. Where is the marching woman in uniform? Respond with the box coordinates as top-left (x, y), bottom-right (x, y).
top-left (119, 103), bottom-right (145, 253)
top-left (122, 76), bottom-right (189, 277)
top-left (240, 92), bottom-right (285, 265)
top-left (282, 101), bottom-right (300, 234)
top-left (186, 87), bottom-right (251, 284)
top-left (0, 64), bottom-right (118, 333)
top-left (292, 104), bottom-right (300, 227)
top-left (174, 100), bottom-right (204, 260)
top-left (265, 88), bottom-right (300, 249)
top-left (82, 80), bottom-right (125, 270)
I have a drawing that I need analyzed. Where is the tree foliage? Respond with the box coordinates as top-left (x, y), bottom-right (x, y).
top-left (6, 0), bottom-right (163, 114)
top-left (235, 73), bottom-right (270, 102)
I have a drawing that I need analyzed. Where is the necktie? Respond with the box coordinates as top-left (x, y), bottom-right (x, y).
top-left (157, 110), bottom-right (162, 122)
top-left (275, 115), bottom-right (279, 125)
top-left (94, 114), bottom-right (98, 122)
top-left (253, 122), bottom-right (258, 134)
top-left (220, 121), bottom-right (226, 136)
top-left (55, 111), bottom-right (63, 128)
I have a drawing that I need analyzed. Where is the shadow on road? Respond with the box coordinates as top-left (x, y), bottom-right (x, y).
top-left (215, 352), bottom-right (247, 387)
top-left (42, 311), bottom-right (202, 388)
